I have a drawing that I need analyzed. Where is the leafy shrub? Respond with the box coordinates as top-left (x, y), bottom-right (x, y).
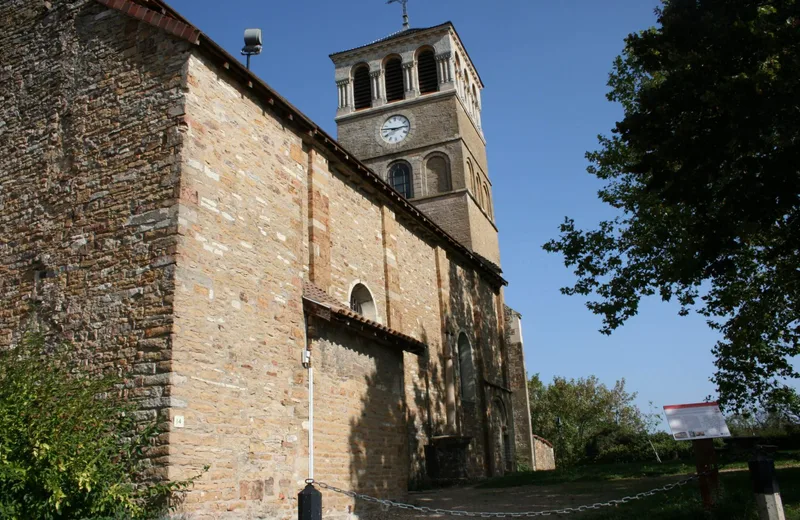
top-left (586, 430), bottom-right (693, 464)
top-left (0, 329), bottom-right (203, 519)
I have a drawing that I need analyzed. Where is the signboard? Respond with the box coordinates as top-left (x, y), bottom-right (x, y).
top-left (663, 402), bottom-right (731, 441)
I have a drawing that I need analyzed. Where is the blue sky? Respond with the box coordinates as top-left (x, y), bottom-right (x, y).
top-left (166, 0), bottom-right (737, 423)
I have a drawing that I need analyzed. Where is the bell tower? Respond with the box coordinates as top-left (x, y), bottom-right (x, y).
top-left (330, 22), bottom-right (500, 265)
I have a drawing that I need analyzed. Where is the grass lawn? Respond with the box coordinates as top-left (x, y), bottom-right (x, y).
top-left (476, 451), bottom-right (800, 519)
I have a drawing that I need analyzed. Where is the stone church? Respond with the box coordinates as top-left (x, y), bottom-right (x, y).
top-left (0, 0), bottom-right (548, 518)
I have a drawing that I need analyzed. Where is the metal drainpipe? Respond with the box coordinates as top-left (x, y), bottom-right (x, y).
top-left (302, 312), bottom-right (314, 482)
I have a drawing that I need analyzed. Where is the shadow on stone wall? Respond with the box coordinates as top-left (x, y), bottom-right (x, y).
top-left (342, 339), bottom-right (412, 515)
top-left (345, 326), bottom-right (448, 518)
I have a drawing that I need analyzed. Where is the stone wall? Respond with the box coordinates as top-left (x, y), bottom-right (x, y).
top-left (466, 195), bottom-right (501, 265)
top-left (533, 435), bottom-right (556, 471)
top-left (169, 53), bottom-right (310, 518)
top-left (0, 0), bottom-right (190, 479)
top-left (411, 191), bottom-right (473, 249)
top-left (504, 307), bottom-right (535, 470)
top-left (311, 323), bottom-right (408, 518)
top-left (326, 168), bottom-right (387, 322)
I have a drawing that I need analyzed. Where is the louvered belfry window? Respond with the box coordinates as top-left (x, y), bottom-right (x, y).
top-left (385, 57), bottom-right (404, 102)
top-left (417, 50), bottom-right (439, 94)
top-left (353, 65), bottom-right (372, 110)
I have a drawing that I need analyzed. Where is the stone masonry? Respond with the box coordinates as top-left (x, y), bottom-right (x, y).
top-left (0, 1), bottom-right (536, 519)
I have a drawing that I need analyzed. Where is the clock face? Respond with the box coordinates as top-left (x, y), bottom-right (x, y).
top-left (381, 115), bottom-right (410, 144)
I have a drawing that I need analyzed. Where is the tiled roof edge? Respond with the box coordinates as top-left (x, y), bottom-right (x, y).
top-left (303, 283), bottom-right (426, 355)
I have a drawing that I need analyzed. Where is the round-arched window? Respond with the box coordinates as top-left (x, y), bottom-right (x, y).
top-left (388, 161), bottom-right (413, 199)
top-left (349, 283), bottom-right (377, 321)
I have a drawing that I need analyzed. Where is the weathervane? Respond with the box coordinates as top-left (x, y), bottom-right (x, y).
top-left (387, 0), bottom-right (410, 31)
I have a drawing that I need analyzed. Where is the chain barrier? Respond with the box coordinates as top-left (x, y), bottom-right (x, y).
top-left (315, 469), bottom-right (714, 517)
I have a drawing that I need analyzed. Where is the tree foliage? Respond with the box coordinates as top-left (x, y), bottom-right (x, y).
top-left (544, 0), bottom-right (800, 413)
top-left (528, 374), bottom-right (646, 465)
top-left (0, 329), bottom-right (203, 519)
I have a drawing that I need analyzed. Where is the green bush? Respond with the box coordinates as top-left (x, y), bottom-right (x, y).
top-left (0, 329), bottom-right (203, 519)
top-left (586, 430), bottom-right (694, 464)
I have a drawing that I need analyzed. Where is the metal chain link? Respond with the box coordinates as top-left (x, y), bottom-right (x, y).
top-left (315, 470), bottom-right (711, 517)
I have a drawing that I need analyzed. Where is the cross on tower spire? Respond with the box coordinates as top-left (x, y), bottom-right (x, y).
top-left (387, 0), bottom-right (410, 31)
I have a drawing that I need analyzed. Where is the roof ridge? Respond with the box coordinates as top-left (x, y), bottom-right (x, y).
top-left (329, 21), bottom-right (453, 57)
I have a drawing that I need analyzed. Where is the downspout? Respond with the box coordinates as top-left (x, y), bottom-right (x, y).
top-left (302, 312), bottom-right (314, 482)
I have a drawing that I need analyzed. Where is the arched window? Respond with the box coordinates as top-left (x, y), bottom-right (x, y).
top-left (388, 161), bottom-right (413, 199)
top-left (384, 56), bottom-right (404, 103)
top-left (425, 154), bottom-right (451, 193)
top-left (483, 184), bottom-right (492, 217)
top-left (353, 64), bottom-right (372, 110)
top-left (417, 49), bottom-right (438, 94)
top-left (466, 158), bottom-right (474, 191)
top-left (349, 283), bottom-right (377, 321)
top-left (457, 333), bottom-right (476, 403)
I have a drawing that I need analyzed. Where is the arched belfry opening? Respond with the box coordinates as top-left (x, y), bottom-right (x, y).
top-left (384, 56), bottom-right (404, 102)
top-left (353, 64), bottom-right (372, 110)
top-left (417, 49), bottom-right (438, 94)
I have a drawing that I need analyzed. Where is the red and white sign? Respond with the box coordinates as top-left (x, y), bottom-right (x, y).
top-left (663, 402), bottom-right (731, 441)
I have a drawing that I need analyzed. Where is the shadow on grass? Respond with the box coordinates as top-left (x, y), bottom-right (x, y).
top-left (478, 450), bottom-right (800, 489)
top-left (586, 466), bottom-right (800, 520)
top-left (476, 460), bottom-right (697, 488)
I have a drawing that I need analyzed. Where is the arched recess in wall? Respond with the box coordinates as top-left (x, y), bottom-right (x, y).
top-left (388, 160), bottom-right (414, 199)
top-left (457, 332), bottom-right (476, 403)
top-left (384, 55), bottom-right (404, 103)
top-left (473, 168), bottom-right (481, 208)
top-left (352, 64), bottom-right (372, 110)
top-left (483, 184), bottom-right (492, 218)
top-left (492, 398), bottom-right (512, 474)
top-left (466, 158), bottom-right (475, 192)
top-left (349, 283), bottom-right (377, 321)
top-left (417, 48), bottom-right (439, 94)
top-left (425, 153), bottom-right (451, 194)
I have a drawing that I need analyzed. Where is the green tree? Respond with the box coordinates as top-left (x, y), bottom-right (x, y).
top-left (0, 329), bottom-right (204, 519)
top-left (543, 0), bottom-right (800, 414)
top-left (528, 374), bottom-right (643, 465)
